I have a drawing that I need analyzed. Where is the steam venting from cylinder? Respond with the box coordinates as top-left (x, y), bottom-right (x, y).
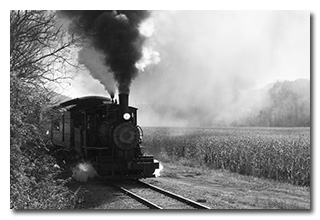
top-left (58, 10), bottom-right (150, 94)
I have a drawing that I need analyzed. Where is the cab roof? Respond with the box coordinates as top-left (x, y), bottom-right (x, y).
top-left (55, 96), bottom-right (137, 112)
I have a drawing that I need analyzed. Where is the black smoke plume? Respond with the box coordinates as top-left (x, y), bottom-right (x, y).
top-left (59, 10), bottom-right (150, 94)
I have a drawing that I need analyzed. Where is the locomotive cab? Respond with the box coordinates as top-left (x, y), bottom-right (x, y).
top-left (51, 95), bottom-right (159, 179)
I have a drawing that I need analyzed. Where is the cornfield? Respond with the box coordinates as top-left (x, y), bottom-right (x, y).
top-left (143, 127), bottom-right (310, 186)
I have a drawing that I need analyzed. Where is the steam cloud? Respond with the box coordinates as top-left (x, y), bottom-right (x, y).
top-left (57, 11), bottom-right (308, 127)
top-left (72, 162), bottom-right (98, 182)
top-left (129, 11), bottom-right (309, 127)
top-left (78, 46), bottom-right (116, 96)
top-left (58, 10), bottom-right (151, 94)
top-left (153, 160), bottom-right (163, 177)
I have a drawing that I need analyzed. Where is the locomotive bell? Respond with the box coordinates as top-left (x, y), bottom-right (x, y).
top-left (110, 93), bottom-right (115, 103)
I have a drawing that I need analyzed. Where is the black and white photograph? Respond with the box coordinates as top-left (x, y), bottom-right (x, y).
top-left (8, 2), bottom-right (315, 214)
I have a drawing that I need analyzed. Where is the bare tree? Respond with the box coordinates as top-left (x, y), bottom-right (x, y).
top-left (10, 10), bottom-right (78, 209)
top-left (10, 10), bottom-right (77, 86)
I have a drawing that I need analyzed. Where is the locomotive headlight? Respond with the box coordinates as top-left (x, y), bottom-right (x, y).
top-left (123, 113), bottom-right (131, 120)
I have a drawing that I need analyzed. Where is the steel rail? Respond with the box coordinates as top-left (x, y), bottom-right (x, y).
top-left (137, 180), bottom-right (211, 209)
top-left (107, 182), bottom-right (163, 209)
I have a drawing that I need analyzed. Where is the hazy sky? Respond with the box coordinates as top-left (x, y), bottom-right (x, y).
top-left (57, 11), bottom-right (310, 126)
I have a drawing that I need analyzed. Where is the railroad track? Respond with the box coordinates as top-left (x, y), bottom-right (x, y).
top-left (107, 180), bottom-right (210, 209)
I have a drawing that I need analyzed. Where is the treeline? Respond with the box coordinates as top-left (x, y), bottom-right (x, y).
top-left (10, 10), bottom-right (77, 209)
top-left (234, 79), bottom-right (310, 127)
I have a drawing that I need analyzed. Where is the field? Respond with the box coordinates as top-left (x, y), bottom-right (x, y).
top-left (142, 127), bottom-right (310, 186)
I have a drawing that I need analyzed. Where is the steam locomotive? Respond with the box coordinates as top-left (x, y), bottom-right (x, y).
top-left (51, 94), bottom-right (159, 179)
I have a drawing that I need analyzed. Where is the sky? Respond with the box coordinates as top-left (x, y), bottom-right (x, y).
top-left (56, 10), bottom-right (310, 126)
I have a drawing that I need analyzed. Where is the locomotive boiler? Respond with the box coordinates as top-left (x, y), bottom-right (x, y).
top-left (51, 94), bottom-right (159, 179)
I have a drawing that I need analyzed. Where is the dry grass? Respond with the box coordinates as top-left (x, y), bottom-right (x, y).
top-left (144, 162), bottom-right (310, 209)
top-left (143, 127), bottom-right (310, 186)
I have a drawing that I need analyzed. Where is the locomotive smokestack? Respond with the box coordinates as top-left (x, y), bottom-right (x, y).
top-left (119, 93), bottom-right (129, 114)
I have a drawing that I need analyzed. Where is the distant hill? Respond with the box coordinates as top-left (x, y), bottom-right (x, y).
top-left (233, 79), bottom-right (310, 127)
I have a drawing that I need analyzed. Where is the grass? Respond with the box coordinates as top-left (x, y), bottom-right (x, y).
top-left (142, 127), bottom-right (310, 186)
top-left (144, 161), bottom-right (310, 209)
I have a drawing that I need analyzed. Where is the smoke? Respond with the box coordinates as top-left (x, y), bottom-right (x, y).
top-left (136, 47), bottom-right (161, 71)
top-left (129, 11), bottom-right (309, 127)
top-left (72, 162), bottom-right (98, 182)
top-left (78, 46), bottom-right (116, 96)
top-left (58, 10), bottom-right (151, 94)
top-left (57, 11), bottom-right (308, 126)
